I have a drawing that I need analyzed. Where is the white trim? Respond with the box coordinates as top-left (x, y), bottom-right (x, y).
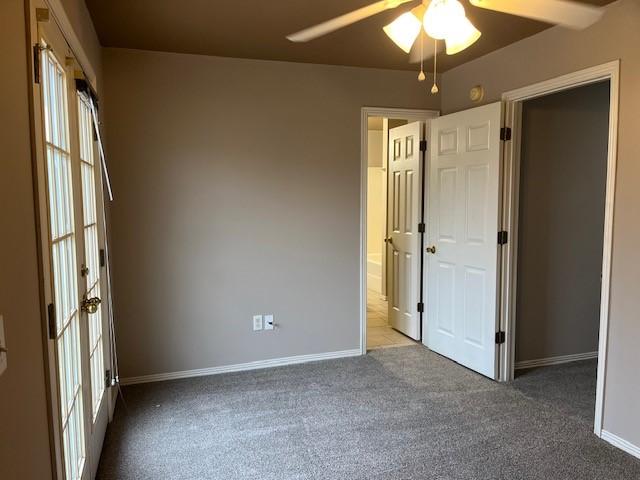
top-left (500, 61), bottom-right (620, 440)
top-left (514, 351), bottom-right (598, 370)
top-left (360, 107), bottom-right (439, 355)
top-left (601, 431), bottom-right (640, 460)
top-left (120, 349), bottom-right (362, 386)
top-left (500, 61), bottom-right (618, 102)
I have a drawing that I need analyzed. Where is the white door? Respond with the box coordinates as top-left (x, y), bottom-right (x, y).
top-left (387, 122), bottom-right (424, 340)
top-left (39, 31), bottom-right (90, 480)
top-left (37, 16), bottom-right (109, 479)
top-left (76, 91), bottom-right (110, 478)
top-left (381, 118), bottom-right (389, 298)
top-left (425, 102), bottom-right (503, 378)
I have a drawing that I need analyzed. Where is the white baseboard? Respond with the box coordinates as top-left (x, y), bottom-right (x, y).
top-left (120, 348), bottom-right (362, 386)
top-left (601, 430), bottom-right (640, 460)
top-left (515, 351), bottom-right (598, 370)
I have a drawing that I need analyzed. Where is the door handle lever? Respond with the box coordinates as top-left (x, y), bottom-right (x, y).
top-left (426, 245), bottom-right (436, 254)
top-left (81, 296), bottom-right (101, 314)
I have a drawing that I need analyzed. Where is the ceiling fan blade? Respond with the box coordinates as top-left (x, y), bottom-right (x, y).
top-left (469, 0), bottom-right (604, 30)
top-left (287, 0), bottom-right (414, 42)
top-left (409, 36), bottom-right (444, 64)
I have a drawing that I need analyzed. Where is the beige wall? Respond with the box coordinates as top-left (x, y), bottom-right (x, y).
top-left (367, 167), bottom-right (384, 257)
top-left (515, 82), bottom-right (609, 362)
top-left (367, 129), bottom-right (384, 257)
top-left (441, 0), bottom-right (640, 447)
top-left (0, 1), bottom-right (53, 478)
top-left (367, 128), bottom-right (383, 168)
top-left (102, 48), bottom-right (438, 379)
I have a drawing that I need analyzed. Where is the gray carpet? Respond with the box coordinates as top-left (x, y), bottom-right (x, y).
top-left (97, 346), bottom-right (640, 479)
top-left (512, 359), bottom-right (598, 423)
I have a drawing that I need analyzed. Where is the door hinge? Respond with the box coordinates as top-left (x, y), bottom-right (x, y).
top-left (105, 369), bottom-right (112, 389)
top-left (47, 303), bottom-right (56, 339)
top-left (417, 302), bottom-right (424, 313)
top-left (33, 44), bottom-right (53, 84)
top-left (498, 230), bottom-right (508, 245)
top-left (495, 331), bottom-right (506, 344)
top-left (418, 222), bottom-right (425, 233)
top-left (99, 248), bottom-right (106, 267)
top-left (500, 127), bottom-right (512, 141)
top-left (419, 140), bottom-right (427, 152)
top-left (33, 44), bottom-right (41, 84)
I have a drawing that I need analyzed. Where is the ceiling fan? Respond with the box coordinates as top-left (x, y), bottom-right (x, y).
top-left (287, 0), bottom-right (604, 91)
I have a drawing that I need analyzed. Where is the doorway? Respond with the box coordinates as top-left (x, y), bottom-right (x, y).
top-left (513, 81), bottom-right (609, 377)
top-left (360, 108), bottom-right (438, 353)
top-left (366, 117), bottom-right (414, 349)
top-left (509, 80), bottom-right (610, 424)
top-left (501, 62), bottom-right (620, 438)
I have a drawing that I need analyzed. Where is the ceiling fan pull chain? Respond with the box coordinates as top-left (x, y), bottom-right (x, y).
top-left (431, 39), bottom-right (439, 94)
top-left (418, 31), bottom-right (426, 82)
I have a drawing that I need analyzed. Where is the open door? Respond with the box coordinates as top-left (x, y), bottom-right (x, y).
top-left (32, 7), bottom-right (111, 478)
top-left (386, 122), bottom-right (425, 341)
top-left (425, 102), bottom-right (503, 379)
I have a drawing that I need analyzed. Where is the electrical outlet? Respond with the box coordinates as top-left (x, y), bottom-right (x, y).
top-left (264, 314), bottom-right (274, 331)
top-left (0, 315), bottom-right (7, 376)
top-left (253, 315), bottom-right (263, 331)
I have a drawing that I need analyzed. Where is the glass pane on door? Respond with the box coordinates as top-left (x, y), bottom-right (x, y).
top-left (42, 46), bottom-right (86, 480)
top-left (77, 93), bottom-right (105, 419)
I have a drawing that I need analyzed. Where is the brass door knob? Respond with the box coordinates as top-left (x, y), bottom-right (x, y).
top-left (426, 245), bottom-right (437, 254)
top-left (81, 296), bottom-right (101, 314)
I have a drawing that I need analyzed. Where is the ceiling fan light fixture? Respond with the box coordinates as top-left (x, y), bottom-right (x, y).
top-left (383, 9), bottom-right (423, 53)
top-left (444, 16), bottom-right (481, 55)
top-left (423, 0), bottom-right (466, 40)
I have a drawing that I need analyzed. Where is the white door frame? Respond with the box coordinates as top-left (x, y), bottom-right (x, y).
top-left (360, 107), bottom-right (439, 355)
top-left (499, 61), bottom-right (620, 438)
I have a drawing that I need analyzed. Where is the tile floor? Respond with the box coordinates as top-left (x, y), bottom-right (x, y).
top-left (366, 288), bottom-right (417, 349)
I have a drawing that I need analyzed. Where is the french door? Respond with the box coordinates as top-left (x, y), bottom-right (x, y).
top-left (77, 91), bottom-right (110, 478)
top-left (36, 15), bottom-right (109, 480)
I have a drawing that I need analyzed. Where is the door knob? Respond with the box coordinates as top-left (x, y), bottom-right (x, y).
top-left (81, 296), bottom-right (101, 314)
top-left (426, 245), bottom-right (437, 254)
top-left (384, 237), bottom-right (393, 244)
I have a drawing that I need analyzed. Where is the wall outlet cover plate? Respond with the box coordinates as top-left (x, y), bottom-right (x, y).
top-left (0, 315), bottom-right (7, 376)
top-left (253, 315), bottom-right (263, 331)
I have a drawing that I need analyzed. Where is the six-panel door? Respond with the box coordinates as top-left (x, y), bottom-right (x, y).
top-left (426, 103), bottom-right (502, 379)
top-left (387, 122), bottom-right (424, 341)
